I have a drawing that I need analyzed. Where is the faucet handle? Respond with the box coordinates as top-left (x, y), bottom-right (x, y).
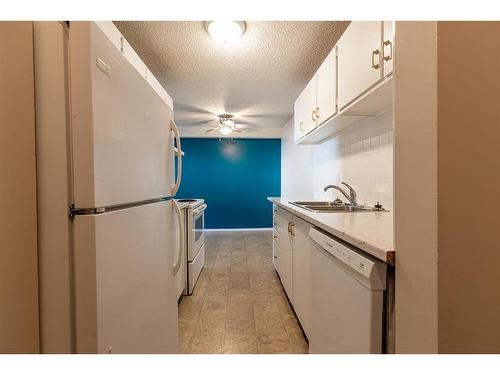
top-left (341, 181), bottom-right (354, 190)
top-left (341, 182), bottom-right (357, 204)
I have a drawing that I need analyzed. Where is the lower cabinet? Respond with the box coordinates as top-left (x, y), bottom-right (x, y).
top-left (272, 205), bottom-right (312, 337)
top-left (273, 207), bottom-right (294, 304)
top-left (291, 217), bottom-right (312, 337)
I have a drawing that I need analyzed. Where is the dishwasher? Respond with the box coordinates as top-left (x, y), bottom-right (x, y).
top-left (308, 227), bottom-right (387, 354)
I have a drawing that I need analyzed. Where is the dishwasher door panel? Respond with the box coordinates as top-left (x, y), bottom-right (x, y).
top-left (309, 243), bottom-right (384, 354)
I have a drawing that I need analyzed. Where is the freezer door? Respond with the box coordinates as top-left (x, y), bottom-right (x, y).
top-left (73, 200), bottom-right (179, 353)
top-left (69, 22), bottom-right (175, 208)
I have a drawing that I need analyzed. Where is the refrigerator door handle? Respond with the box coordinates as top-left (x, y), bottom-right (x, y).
top-left (170, 120), bottom-right (182, 196)
top-left (172, 200), bottom-right (183, 274)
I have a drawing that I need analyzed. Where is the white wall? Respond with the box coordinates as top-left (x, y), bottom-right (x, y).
top-left (281, 109), bottom-right (393, 210)
top-left (281, 117), bottom-right (314, 197)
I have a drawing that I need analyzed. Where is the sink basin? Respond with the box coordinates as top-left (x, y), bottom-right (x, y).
top-left (290, 201), bottom-right (341, 207)
top-left (289, 201), bottom-right (387, 213)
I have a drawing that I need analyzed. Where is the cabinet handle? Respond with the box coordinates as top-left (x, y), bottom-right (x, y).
top-left (371, 49), bottom-right (381, 69)
top-left (316, 107), bottom-right (320, 119)
top-left (299, 121), bottom-right (303, 131)
top-left (383, 40), bottom-right (393, 62)
top-left (274, 256), bottom-right (278, 259)
top-left (311, 110), bottom-right (316, 121)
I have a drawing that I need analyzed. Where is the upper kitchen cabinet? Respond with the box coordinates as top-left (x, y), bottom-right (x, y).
top-left (337, 21), bottom-right (383, 110)
top-left (294, 47), bottom-right (337, 142)
top-left (316, 47), bottom-right (337, 126)
top-left (294, 21), bottom-right (394, 145)
top-left (294, 90), bottom-right (305, 142)
top-left (383, 21), bottom-right (394, 77)
top-left (300, 75), bottom-right (318, 137)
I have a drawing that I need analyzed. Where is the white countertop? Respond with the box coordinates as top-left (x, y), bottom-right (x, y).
top-left (268, 197), bottom-right (395, 265)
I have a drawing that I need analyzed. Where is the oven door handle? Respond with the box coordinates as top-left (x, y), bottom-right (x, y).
top-left (193, 203), bottom-right (207, 215)
top-left (172, 200), bottom-right (184, 275)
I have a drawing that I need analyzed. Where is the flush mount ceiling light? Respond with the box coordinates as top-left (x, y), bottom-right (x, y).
top-left (205, 21), bottom-right (246, 45)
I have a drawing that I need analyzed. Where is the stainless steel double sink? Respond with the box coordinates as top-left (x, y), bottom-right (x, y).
top-left (289, 201), bottom-right (387, 213)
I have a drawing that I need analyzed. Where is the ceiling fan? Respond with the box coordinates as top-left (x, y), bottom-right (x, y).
top-left (205, 113), bottom-right (246, 135)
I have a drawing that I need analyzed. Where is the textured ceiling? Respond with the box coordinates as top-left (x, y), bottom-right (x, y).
top-left (114, 21), bottom-right (349, 134)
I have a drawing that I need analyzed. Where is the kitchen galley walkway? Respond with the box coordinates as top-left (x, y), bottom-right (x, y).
top-left (178, 230), bottom-right (308, 354)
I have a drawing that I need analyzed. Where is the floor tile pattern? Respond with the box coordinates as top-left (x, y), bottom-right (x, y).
top-left (178, 231), bottom-right (308, 354)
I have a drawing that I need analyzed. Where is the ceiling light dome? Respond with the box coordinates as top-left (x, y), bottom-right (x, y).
top-left (206, 21), bottom-right (246, 45)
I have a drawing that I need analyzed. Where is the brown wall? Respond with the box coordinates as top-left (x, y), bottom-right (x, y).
top-left (437, 22), bottom-right (500, 353)
top-left (394, 21), bottom-right (439, 353)
top-left (0, 22), bottom-right (40, 353)
top-left (34, 21), bottom-right (74, 353)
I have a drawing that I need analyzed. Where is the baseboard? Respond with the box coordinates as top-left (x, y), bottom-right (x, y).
top-left (204, 228), bottom-right (273, 232)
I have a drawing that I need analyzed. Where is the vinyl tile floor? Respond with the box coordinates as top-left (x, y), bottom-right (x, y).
top-left (178, 230), bottom-right (309, 354)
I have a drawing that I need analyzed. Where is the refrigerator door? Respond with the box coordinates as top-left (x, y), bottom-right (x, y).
top-left (69, 22), bottom-right (177, 208)
top-left (73, 200), bottom-right (179, 353)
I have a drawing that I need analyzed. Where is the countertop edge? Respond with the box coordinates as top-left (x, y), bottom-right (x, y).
top-left (268, 197), bottom-right (395, 266)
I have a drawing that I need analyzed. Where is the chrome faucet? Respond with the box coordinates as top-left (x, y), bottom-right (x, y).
top-left (324, 182), bottom-right (358, 207)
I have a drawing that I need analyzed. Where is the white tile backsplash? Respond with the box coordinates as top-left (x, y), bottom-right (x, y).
top-left (281, 108), bottom-right (393, 210)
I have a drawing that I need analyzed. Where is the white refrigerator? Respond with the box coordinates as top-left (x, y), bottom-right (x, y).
top-left (34, 22), bottom-right (183, 353)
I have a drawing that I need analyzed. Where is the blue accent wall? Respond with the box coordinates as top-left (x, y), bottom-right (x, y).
top-left (177, 138), bottom-right (281, 229)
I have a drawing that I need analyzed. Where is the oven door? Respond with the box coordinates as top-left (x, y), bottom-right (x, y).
top-left (191, 203), bottom-right (206, 259)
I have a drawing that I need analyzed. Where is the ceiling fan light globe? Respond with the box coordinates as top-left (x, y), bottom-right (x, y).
top-left (219, 126), bottom-right (233, 135)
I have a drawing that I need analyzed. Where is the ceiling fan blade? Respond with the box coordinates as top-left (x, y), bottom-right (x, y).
top-left (187, 119), bottom-right (216, 126)
top-left (205, 128), bottom-right (216, 132)
top-left (175, 103), bottom-right (214, 115)
top-left (233, 129), bottom-right (243, 133)
top-left (234, 118), bottom-right (254, 126)
top-left (239, 113), bottom-right (284, 120)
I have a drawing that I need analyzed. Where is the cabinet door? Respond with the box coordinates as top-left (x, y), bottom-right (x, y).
top-left (301, 75), bottom-right (318, 135)
top-left (337, 21), bottom-right (383, 109)
top-left (294, 92), bottom-right (305, 142)
top-left (382, 21), bottom-right (394, 77)
top-left (273, 208), bottom-right (294, 303)
top-left (316, 47), bottom-right (337, 126)
top-left (291, 218), bottom-right (312, 337)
